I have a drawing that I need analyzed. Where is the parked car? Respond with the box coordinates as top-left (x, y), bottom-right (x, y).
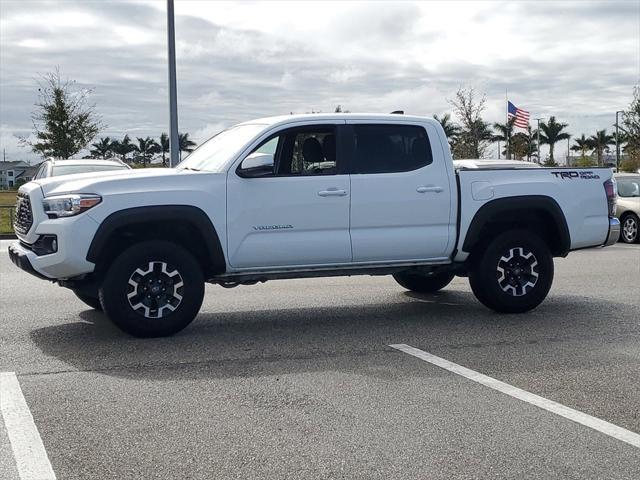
top-left (453, 159), bottom-right (541, 169)
top-left (33, 158), bottom-right (130, 179)
top-left (615, 173), bottom-right (640, 243)
top-left (9, 113), bottom-right (619, 337)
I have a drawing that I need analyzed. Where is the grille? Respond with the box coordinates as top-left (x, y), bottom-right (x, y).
top-left (14, 192), bottom-right (33, 235)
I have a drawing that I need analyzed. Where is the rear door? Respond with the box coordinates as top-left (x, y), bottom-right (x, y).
top-left (346, 121), bottom-right (453, 262)
top-left (226, 122), bottom-right (352, 268)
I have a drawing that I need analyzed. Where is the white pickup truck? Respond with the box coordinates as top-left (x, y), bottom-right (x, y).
top-left (9, 114), bottom-right (620, 337)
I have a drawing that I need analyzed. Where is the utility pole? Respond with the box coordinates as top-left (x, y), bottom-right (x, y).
top-left (535, 118), bottom-right (543, 164)
top-left (167, 0), bottom-right (179, 167)
top-left (567, 136), bottom-right (571, 166)
top-left (497, 141), bottom-right (500, 159)
top-left (615, 110), bottom-right (624, 171)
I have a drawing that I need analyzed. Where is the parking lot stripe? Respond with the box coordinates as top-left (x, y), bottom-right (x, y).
top-left (389, 344), bottom-right (640, 449)
top-left (0, 372), bottom-right (56, 480)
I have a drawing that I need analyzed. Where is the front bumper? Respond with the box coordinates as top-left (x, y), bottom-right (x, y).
top-left (604, 217), bottom-right (620, 247)
top-left (8, 242), bottom-right (52, 280)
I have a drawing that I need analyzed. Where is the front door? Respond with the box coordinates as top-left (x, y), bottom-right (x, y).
top-left (226, 123), bottom-right (352, 269)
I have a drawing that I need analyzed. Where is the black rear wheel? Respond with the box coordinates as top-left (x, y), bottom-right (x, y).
top-left (393, 271), bottom-right (455, 293)
top-left (469, 229), bottom-right (553, 313)
top-left (99, 240), bottom-right (205, 337)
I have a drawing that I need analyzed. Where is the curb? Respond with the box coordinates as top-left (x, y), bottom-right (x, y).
top-left (0, 234), bottom-right (17, 240)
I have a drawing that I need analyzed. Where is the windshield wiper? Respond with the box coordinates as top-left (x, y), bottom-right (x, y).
top-left (181, 167), bottom-right (201, 172)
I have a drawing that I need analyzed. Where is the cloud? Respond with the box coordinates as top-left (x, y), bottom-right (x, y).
top-left (0, 0), bottom-right (637, 161)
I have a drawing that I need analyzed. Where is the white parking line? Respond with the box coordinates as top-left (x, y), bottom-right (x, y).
top-left (0, 372), bottom-right (56, 480)
top-left (390, 344), bottom-right (640, 449)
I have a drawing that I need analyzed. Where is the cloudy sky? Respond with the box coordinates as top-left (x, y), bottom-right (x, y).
top-left (1, 0), bottom-right (638, 162)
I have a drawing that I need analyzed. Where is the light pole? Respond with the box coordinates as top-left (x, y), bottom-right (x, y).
top-left (167, 0), bottom-right (179, 167)
top-left (615, 110), bottom-right (624, 171)
top-left (497, 140), bottom-right (500, 159)
top-left (567, 135), bottom-right (571, 166)
top-left (535, 118), bottom-right (543, 164)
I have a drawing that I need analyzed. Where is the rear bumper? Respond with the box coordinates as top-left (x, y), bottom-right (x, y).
top-left (604, 217), bottom-right (620, 247)
top-left (8, 242), bottom-right (52, 280)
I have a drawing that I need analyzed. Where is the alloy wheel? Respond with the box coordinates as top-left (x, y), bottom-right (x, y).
top-left (496, 247), bottom-right (539, 297)
top-left (127, 261), bottom-right (184, 318)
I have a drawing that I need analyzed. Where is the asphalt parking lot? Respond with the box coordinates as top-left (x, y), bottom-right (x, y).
top-left (1, 240), bottom-right (639, 479)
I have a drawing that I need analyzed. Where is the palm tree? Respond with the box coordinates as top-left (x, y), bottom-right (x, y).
top-left (492, 118), bottom-right (516, 159)
top-left (178, 132), bottom-right (196, 161)
top-left (433, 113), bottom-right (460, 146)
top-left (570, 134), bottom-right (593, 159)
top-left (589, 129), bottom-right (614, 166)
top-left (159, 133), bottom-right (170, 167)
top-left (452, 119), bottom-right (493, 159)
top-left (539, 116), bottom-right (571, 163)
top-left (133, 137), bottom-right (160, 167)
top-left (511, 128), bottom-right (538, 161)
top-left (90, 137), bottom-right (113, 159)
top-left (111, 134), bottom-right (136, 162)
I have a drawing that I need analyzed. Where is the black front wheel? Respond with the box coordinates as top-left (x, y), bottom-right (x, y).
top-left (99, 240), bottom-right (205, 337)
top-left (469, 229), bottom-right (553, 313)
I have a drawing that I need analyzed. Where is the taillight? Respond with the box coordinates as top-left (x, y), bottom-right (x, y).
top-left (604, 178), bottom-right (617, 217)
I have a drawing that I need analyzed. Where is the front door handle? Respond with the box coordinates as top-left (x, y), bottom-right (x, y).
top-left (416, 185), bottom-right (443, 193)
top-left (318, 188), bottom-right (347, 197)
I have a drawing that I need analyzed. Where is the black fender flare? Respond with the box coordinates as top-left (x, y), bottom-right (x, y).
top-left (462, 195), bottom-right (571, 256)
top-left (86, 205), bottom-right (226, 274)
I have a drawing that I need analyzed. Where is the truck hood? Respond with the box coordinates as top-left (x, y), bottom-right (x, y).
top-left (35, 168), bottom-right (198, 197)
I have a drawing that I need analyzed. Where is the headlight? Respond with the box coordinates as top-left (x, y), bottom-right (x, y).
top-left (42, 194), bottom-right (102, 218)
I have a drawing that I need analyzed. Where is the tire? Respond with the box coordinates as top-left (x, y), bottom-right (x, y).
top-left (393, 271), bottom-right (455, 293)
top-left (620, 213), bottom-right (639, 244)
top-left (468, 229), bottom-right (553, 313)
top-left (99, 240), bottom-right (205, 337)
top-left (73, 291), bottom-right (102, 310)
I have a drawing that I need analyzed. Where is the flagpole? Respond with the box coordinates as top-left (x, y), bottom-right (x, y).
top-left (505, 88), bottom-right (510, 159)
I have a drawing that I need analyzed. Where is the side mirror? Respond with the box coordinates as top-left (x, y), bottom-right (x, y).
top-left (238, 152), bottom-right (274, 178)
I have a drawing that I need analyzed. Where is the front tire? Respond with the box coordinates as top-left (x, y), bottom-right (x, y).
top-left (620, 213), bottom-right (639, 244)
top-left (393, 271), bottom-right (455, 293)
top-left (99, 240), bottom-right (205, 337)
top-left (469, 229), bottom-right (553, 313)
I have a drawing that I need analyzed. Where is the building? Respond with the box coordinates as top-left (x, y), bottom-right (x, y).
top-left (0, 161), bottom-right (40, 189)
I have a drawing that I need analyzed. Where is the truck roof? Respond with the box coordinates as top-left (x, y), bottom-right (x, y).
top-left (239, 113), bottom-right (439, 128)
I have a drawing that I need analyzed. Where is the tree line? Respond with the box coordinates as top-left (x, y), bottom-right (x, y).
top-left (22, 69), bottom-right (640, 172)
top-left (89, 133), bottom-right (196, 166)
top-left (432, 86), bottom-right (639, 172)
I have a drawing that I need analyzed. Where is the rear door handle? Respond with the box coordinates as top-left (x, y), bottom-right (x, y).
top-left (318, 188), bottom-right (347, 197)
top-left (416, 185), bottom-right (443, 193)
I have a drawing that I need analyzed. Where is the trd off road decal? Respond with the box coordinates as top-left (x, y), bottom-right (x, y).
top-left (551, 171), bottom-right (600, 180)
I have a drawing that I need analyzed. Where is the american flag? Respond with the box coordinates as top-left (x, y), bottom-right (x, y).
top-left (507, 101), bottom-right (530, 129)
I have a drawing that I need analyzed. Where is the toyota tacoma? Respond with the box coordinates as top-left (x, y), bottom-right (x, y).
top-left (8, 114), bottom-right (620, 336)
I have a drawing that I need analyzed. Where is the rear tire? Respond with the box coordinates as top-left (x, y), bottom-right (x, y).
top-left (73, 291), bottom-right (102, 310)
top-left (620, 213), bottom-right (639, 244)
top-left (469, 229), bottom-right (553, 313)
top-left (99, 240), bottom-right (205, 337)
top-left (393, 271), bottom-right (455, 293)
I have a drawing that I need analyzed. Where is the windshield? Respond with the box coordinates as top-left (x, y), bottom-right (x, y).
top-left (177, 124), bottom-right (266, 172)
top-left (617, 177), bottom-right (640, 198)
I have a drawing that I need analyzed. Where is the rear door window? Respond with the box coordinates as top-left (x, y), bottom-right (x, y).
top-left (351, 124), bottom-right (432, 174)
